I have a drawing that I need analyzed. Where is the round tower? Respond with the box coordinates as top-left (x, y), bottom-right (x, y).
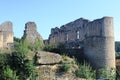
top-left (84, 17), bottom-right (115, 69)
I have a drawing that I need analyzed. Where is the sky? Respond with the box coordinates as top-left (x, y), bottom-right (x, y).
top-left (0, 0), bottom-right (120, 41)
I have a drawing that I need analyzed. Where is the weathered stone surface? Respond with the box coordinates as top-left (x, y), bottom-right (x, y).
top-left (36, 51), bottom-right (62, 64)
top-left (0, 21), bottom-right (14, 49)
top-left (22, 22), bottom-right (43, 43)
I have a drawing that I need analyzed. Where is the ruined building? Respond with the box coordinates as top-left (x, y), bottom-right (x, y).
top-left (0, 21), bottom-right (14, 49)
top-left (22, 22), bottom-right (43, 43)
top-left (48, 17), bottom-right (115, 69)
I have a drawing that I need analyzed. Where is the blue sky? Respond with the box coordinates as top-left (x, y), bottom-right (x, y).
top-left (0, 0), bottom-right (120, 41)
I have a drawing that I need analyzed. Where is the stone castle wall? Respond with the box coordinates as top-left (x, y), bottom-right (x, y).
top-left (0, 21), bottom-right (14, 49)
top-left (49, 18), bottom-right (89, 44)
top-left (48, 17), bottom-right (115, 69)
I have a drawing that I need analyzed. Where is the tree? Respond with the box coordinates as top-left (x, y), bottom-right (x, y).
top-left (28, 39), bottom-right (44, 52)
top-left (2, 66), bottom-right (18, 80)
top-left (11, 39), bottom-right (37, 80)
top-left (115, 41), bottom-right (120, 52)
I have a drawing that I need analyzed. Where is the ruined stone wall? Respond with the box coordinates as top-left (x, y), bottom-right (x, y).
top-left (22, 22), bottom-right (43, 43)
top-left (49, 18), bottom-right (89, 44)
top-left (0, 21), bottom-right (13, 49)
top-left (48, 17), bottom-right (115, 69)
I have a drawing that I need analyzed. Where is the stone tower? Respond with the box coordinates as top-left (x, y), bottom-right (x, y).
top-left (0, 21), bottom-right (14, 49)
top-left (22, 22), bottom-right (43, 43)
top-left (84, 17), bottom-right (115, 69)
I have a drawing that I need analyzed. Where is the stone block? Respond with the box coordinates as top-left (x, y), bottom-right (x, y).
top-left (36, 51), bottom-right (62, 64)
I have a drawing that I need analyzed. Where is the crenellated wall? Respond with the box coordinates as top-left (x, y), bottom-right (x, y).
top-left (48, 17), bottom-right (115, 70)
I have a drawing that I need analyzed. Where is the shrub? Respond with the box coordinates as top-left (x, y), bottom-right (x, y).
top-left (43, 43), bottom-right (57, 52)
top-left (62, 54), bottom-right (68, 61)
top-left (0, 54), bottom-right (8, 68)
top-left (75, 62), bottom-right (96, 79)
top-left (98, 66), bottom-right (116, 79)
top-left (0, 38), bottom-right (38, 80)
top-left (58, 63), bottom-right (71, 73)
top-left (10, 39), bottom-right (37, 80)
top-left (28, 39), bottom-right (44, 52)
top-left (2, 66), bottom-right (18, 80)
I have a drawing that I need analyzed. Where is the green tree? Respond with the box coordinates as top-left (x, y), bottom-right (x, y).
top-left (43, 43), bottom-right (57, 52)
top-left (115, 41), bottom-right (120, 52)
top-left (11, 39), bottom-right (37, 80)
top-left (0, 38), bottom-right (37, 80)
top-left (28, 39), bottom-right (44, 52)
top-left (24, 60), bottom-right (35, 78)
top-left (2, 66), bottom-right (18, 80)
top-left (17, 39), bottom-right (29, 55)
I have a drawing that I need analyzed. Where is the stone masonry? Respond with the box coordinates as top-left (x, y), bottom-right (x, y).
top-left (0, 21), bottom-right (14, 49)
top-left (22, 22), bottom-right (43, 43)
top-left (48, 17), bottom-right (115, 70)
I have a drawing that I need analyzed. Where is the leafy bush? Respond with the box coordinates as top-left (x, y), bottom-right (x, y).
top-left (0, 38), bottom-right (39, 80)
top-left (28, 39), bottom-right (44, 52)
top-left (0, 54), bottom-right (9, 68)
top-left (98, 66), bottom-right (116, 80)
top-left (43, 43), bottom-right (66, 54)
top-left (62, 54), bottom-right (68, 61)
top-left (57, 63), bottom-right (71, 73)
top-left (0, 39), bottom-right (38, 80)
top-left (43, 43), bottom-right (57, 52)
top-left (2, 66), bottom-right (18, 80)
top-left (0, 54), bottom-right (19, 80)
top-left (75, 62), bottom-right (96, 79)
top-left (10, 39), bottom-right (37, 80)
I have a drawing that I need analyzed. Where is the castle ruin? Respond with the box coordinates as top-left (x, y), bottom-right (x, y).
top-left (48, 17), bottom-right (116, 69)
top-left (22, 22), bottom-right (43, 43)
top-left (0, 17), bottom-right (116, 74)
top-left (0, 21), bottom-right (14, 49)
